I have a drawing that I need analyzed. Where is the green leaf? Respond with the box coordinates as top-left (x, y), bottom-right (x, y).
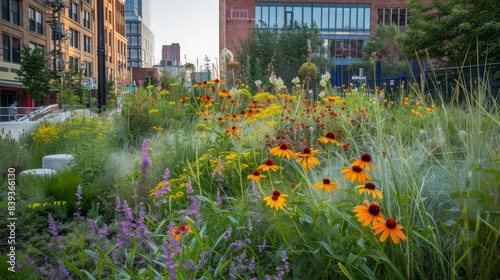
top-left (338, 262), bottom-right (354, 280)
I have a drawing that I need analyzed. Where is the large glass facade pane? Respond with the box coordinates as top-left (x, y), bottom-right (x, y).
top-left (262, 6), bottom-right (269, 27)
top-left (255, 6), bottom-right (261, 28)
top-left (269, 6), bottom-right (276, 28)
top-left (322, 7), bottom-right (329, 29)
top-left (357, 8), bottom-right (364, 30)
top-left (276, 6), bottom-right (284, 28)
top-left (365, 8), bottom-right (370, 30)
top-left (343, 8), bottom-right (350, 29)
top-left (313, 6), bottom-right (321, 28)
top-left (329, 7), bottom-right (335, 29)
top-left (350, 8), bottom-right (357, 29)
top-left (336, 8), bottom-right (342, 29)
top-left (293, 4), bottom-right (302, 25)
top-left (303, 6), bottom-right (311, 27)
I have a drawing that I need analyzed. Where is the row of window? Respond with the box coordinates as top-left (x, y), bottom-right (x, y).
top-left (3, 33), bottom-right (48, 63)
top-left (377, 8), bottom-right (408, 27)
top-left (255, 3), bottom-right (371, 31)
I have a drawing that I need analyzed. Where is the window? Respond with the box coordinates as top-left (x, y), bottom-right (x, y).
top-left (83, 0), bottom-right (90, 4)
top-left (84, 35), bottom-right (91, 53)
top-left (231, 9), bottom-right (248, 19)
top-left (378, 8), bottom-right (408, 27)
top-left (83, 10), bottom-right (91, 29)
top-left (68, 1), bottom-right (78, 22)
top-left (83, 61), bottom-right (92, 77)
top-left (29, 42), bottom-right (44, 51)
top-left (2, 34), bottom-right (21, 63)
top-left (69, 56), bottom-right (80, 72)
top-left (29, 7), bottom-right (44, 34)
top-left (2, 0), bottom-right (20, 25)
top-left (69, 29), bottom-right (80, 49)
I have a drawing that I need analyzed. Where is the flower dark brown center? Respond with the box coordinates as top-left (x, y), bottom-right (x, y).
top-left (325, 132), bottom-right (335, 139)
top-left (279, 143), bottom-right (289, 150)
top-left (303, 147), bottom-right (311, 154)
top-left (272, 190), bottom-right (281, 197)
top-left (361, 153), bottom-right (372, 162)
top-left (271, 195), bottom-right (279, 201)
top-left (322, 178), bottom-right (331, 184)
top-left (265, 159), bottom-right (274, 166)
top-left (179, 225), bottom-right (186, 231)
top-left (352, 165), bottom-right (363, 173)
top-left (365, 182), bottom-right (376, 190)
top-left (252, 170), bottom-right (260, 176)
top-left (368, 204), bottom-right (380, 215)
top-left (386, 218), bottom-right (397, 229)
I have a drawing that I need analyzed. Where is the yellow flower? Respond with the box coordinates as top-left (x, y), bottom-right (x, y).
top-left (295, 147), bottom-right (321, 170)
top-left (258, 159), bottom-right (282, 172)
top-left (340, 165), bottom-right (371, 185)
top-left (247, 170), bottom-right (266, 182)
top-left (314, 178), bottom-right (339, 193)
top-left (372, 218), bottom-right (407, 244)
top-left (263, 190), bottom-right (289, 211)
top-left (352, 153), bottom-right (377, 171)
top-left (269, 142), bottom-right (296, 160)
top-left (356, 182), bottom-right (383, 199)
top-left (353, 200), bottom-right (384, 227)
top-left (318, 131), bottom-right (342, 146)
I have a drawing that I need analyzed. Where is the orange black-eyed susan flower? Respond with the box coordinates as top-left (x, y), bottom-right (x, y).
top-left (296, 147), bottom-right (321, 170)
top-left (171, 225), bottom-right (193, 241)
top-left (258, 159), bottom-right (283, 172)
top-left (224, 125), bottom-right (242, 138)
top-left (356, 182), bottom-right (383, 199)
top-left (227, 114), bottom-right (240, 121)
top-left (372, 218), bottom-right (407, 244)
top-left (352, 153), bottom-right (377, 171)
top-left (318, 131), bottom-right (342, 146)
top-left (314, 178), bottom-right (339, 193)
top-left (340, 165), bottom-right (371, 184)
top-left (263, 190), bottom-right (289, 211)
top-left (218, 89), bottom-right (231, 98)
top-left (353, 200), bottom-right (384, 227)
top-left (247, 170), bottom-right (266, 182)
top-left (269, 142), bottom-right (296, 160)
top-left (217, 117), bottom-right (226, 127)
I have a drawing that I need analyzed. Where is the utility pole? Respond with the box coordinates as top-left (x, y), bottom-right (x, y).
top-left (97, 0), bottom-right (106, 112)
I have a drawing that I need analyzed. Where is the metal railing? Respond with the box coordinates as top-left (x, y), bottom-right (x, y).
top-left (0, 105), bottom-right (59, 122)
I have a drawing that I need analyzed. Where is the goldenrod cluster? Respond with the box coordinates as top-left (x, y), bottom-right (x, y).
top-left (28, 201), bottom-right (67, 209)
top-left (30, 123), bottom-right (61, 144)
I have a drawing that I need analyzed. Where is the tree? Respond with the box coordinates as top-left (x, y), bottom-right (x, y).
top-left (204, 55), bottom-right (212, 81)
top-left (17, 46), bottom-right (51, 103)
top-left (348, 24), bottom-right (410, 78)
top-left (400, 0), bottom-right (500, 67)
top-left (236, 22), bottom-right (328, 90)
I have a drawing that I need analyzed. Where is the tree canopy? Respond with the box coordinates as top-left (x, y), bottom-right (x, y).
top-left (17, 46), bottom-right (51, 102)
top-left (400, 0), bottom-right (500, 66)
top-left (235, 22), bottom-right (329, 90)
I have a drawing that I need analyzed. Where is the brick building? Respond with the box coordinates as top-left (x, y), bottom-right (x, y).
top-left (161, 43), bottom-right (180, 66)
top-left (219, 0), bottom-right (410, 86)
top-left (1, 0), bottom-right (127, 109)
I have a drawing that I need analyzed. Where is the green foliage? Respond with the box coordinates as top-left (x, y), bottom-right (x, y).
top-left (400, 0), bottom-right (500, 66)
top-left (35, 169), bottom-right (82, 215)
top-left (17, 46), bottom-right (51, 103)
top-left (347, 24), bottom-right (410, 78)
top-left (298, 62), bottom-right (319, 88)
top-left (236, 22), bottom-right (327, 89)
top-left (53, 70), bottom-right (89, 106)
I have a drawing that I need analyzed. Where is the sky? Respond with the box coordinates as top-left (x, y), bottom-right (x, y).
top-left (150, 0), bottom-right (220, 66)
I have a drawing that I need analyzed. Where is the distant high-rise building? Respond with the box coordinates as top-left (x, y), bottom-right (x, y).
top-left (125, 0), bottom-right (155, 67)
top-left (161, 43), bottom-right (181, 66)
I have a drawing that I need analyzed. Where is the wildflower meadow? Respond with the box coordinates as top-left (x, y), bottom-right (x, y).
top-left (0, 67), bottom-right (499, 279)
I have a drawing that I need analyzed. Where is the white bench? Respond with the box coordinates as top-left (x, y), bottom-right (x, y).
top-left (42, 154), bottom-right (74, 171)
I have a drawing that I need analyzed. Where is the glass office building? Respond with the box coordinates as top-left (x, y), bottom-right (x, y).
top-left (254, 2), bottom-right (372, 85)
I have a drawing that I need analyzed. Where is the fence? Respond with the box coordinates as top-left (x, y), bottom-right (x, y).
top-left (0, 105), bottom-right (59, 122)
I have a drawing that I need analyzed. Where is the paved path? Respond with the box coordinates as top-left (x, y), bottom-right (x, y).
top-left (0, 121), bottom-right (41, 141)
